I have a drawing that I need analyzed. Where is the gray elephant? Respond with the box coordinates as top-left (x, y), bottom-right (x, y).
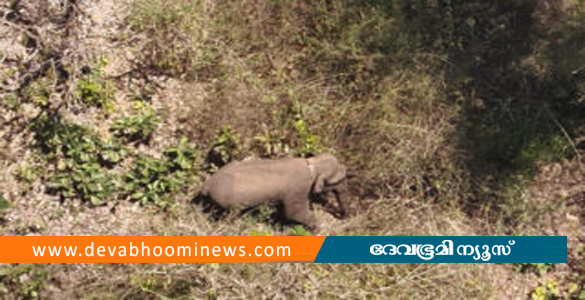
top-left (199, 153), bottom-right (349, 230)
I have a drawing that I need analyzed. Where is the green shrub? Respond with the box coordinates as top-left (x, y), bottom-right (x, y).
top-left (75, 58), bottom-right (115, 112)
top-left (293, 119), bottom-right (322, 157)
top-left (253, 128), bottom-right (290, 158)
top-left (124, 137), bottom-right (198, 208)
top-left (32, 116), bottom-right (126, 205)
top-left (111, 102), bottom-right (159, 143)
top-left (22, 73), bottom-right (53, 108)
top-left (253, 101), bottom-right (322, 158)
top-left (206, 126), bottom-right (241, 170)
top-left (14, 164), bottom-right (41, 188)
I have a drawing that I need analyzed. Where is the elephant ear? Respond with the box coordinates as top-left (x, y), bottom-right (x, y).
top-left (313, 175), bottom-right (325, 194)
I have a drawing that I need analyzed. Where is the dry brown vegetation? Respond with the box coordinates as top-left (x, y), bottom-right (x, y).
top-left (0, 0), bottom-right (584, 298)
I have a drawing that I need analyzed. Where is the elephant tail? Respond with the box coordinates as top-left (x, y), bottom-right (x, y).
top-left (199, 172), bottom-right (214, 197)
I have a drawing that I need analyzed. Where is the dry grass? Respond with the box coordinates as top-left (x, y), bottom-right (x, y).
top-left (1, 197), bottom-right (504, 299)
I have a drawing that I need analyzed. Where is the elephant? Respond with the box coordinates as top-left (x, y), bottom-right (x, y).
top-left (199, 153), bottom-right (349, 231)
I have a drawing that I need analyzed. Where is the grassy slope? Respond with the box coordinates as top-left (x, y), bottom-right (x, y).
top-left (0, 0), bottom-right (583, 298)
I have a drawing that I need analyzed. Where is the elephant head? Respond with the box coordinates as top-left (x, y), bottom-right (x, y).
top-left (308, 154), bottom-right (349, 217)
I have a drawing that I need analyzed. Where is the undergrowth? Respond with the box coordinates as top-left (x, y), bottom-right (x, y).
top-left (124, 137), bottom-right (199, 208)
top-left (111, 102), bottom-right (159, 144)
top-left (32, 116), bottom-right (124, 205)
top-left (75, 58), bottom-right (116, 112)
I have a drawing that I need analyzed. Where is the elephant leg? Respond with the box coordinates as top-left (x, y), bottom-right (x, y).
top-left (283, 195), bottom-right (319, 231)
top-left (333, 190), bottom-right (349, 218)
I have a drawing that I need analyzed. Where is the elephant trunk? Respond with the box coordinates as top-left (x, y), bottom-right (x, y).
top-left (333, 181), bottom-right (350, 218)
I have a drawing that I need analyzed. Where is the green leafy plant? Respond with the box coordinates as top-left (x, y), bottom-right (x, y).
top-left (32, 116), bottom-right (125, 205)
top-left (111, 102), bottom-right (159, 143)
top-left (252, 119), bottom-right (322, 158)
top-left (48, 161), bottom-right (116, 206)
top-left (249, 229), bottom-right (272, 236)
top-left (253, 128), bottom-right (291, 158)
top-left (75, 57), bottom-right (115, 112)
top-left (516, 263), bottom-right (554, 276)
top-left (0, 193), bottom-right (11, 210)
top-left (568, 283), bottom-right (584, 300)
top-left (207, 125), bottom-right (241, 170)
top-left (0, 92), bottom-right (19, 111)
top-left (293, 119), bottom-right (322, 157)
top-left (0, 264), bottom-right (48, 299)
top-left (531, 280), bottom-right (562, 300)
top-left (288, 225), bottom-right (312, 236)
top-left (130, 274), bottom-right (168, 294)
top-left (22, 73), bottom-right (53, 108)
top-left (14, 164), bottom-right (41, 188)
top-left (124, 137), bottom-right (198, 208)
top-left (254, 99), bottom-right (322, 158)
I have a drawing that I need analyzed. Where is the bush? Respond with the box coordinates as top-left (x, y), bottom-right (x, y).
top-left (111, 102), bottom-right (159, 143)
top-left (32, 116), bottom-right (126, 205)
top-left (124, 137), bottom-right (198, 208)
top-left (206, 126), bottom-right (241, 170)
top-left (253, 101), bottom-right (323, 158)
top-left (75, 58), bottom-right (116, 112)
